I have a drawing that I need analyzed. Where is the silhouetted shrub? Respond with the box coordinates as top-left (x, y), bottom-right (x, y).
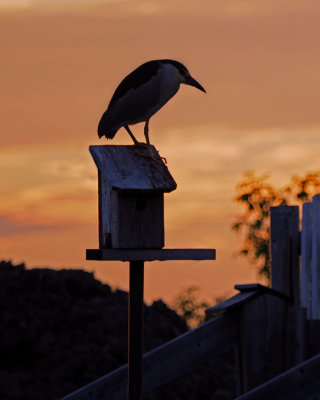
top-left (0, 260), bottom-right (234, 400)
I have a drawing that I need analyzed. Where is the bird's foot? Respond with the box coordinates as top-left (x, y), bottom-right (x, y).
top-left (134, 146), bottom-right (167, 165)
top-left (150, 151), bottom-right (167, 166)
top-left (161, 156), bottom-right (167, 164)
top-left (155, 152), bottom-right (167, 165)
top-left (152, 148), bottom-right (167, 164)
top-left (134, 142), bottom-right (148, 148)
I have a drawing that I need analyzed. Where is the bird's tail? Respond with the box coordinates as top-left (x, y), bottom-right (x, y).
top-left (97, 111), bottom-right (118, 139)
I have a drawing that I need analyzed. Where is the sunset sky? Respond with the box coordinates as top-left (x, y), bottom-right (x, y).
top-left (1, 0), bottom-right (320, 304)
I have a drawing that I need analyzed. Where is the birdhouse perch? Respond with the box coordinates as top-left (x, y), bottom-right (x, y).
top-left (89, 145), bottom-right (177, 249)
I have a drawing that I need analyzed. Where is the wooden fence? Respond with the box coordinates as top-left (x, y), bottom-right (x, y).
top-left (61, 313), bottom-right (239, 400)
top-left (237, 194), bottom-right (320, 399)
top-left (270, 193), bottom-right (320, 319)
top-left (236, 352), bottom-right (320, 400)
top-left (61, 195), bottom-right (320, 399)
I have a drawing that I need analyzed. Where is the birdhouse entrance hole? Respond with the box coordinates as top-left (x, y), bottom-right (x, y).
top-left (136, 198), bottom-right (147, 212)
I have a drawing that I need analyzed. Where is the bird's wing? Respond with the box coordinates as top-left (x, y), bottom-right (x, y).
top-left (107, 61), bottom-right (161, 110)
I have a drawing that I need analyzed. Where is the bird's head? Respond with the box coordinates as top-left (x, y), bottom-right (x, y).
top-left (165, 60), bottom-right (206, 93)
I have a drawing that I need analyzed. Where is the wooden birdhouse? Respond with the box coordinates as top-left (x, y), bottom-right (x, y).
top-left (89, 145), bottom-right (177, 249)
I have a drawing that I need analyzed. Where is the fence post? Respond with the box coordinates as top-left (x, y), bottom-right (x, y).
top-left (270, 206), bottom-right (300, 303)
top-left (301, 202), bottom-right (312, 318)
top-left (311, 194), bottom-right (320, 319)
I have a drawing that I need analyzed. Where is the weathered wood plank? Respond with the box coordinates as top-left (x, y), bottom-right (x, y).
top-left (113, 192), bottom-right (164, 248)
top-left (206, 291), bottom-right (259, 315)
top-left (60, 312), bottom-right (239, 400)
top-left (236, 352), bottom-right (320, 400)
top-left (285, 306), bottom-right (306, 368)
top-left (307, 320), bottom-right (320, 358)
top-left (234, 283), bottom-right (290, 300)
top-left (238, 293), bottom-right (288, 393)
top-left (89, 145), bottom-right (177, 193)
top-left (270, 206), bottom-right (300, 303)
top-left (234, 344), bottom-right (243, 397)
top-left (86, 248), bottom-right (216, 261)
top-left (206, 283), bottom-right (289, 315)
top-left (98, 172), bottom-right (112, 248)
top-left (301, 202), bottom-right (312, 318)
top-left (234, 283), bottom-right (264, 292)
top-left (312, 194), bottom-right (320, 319)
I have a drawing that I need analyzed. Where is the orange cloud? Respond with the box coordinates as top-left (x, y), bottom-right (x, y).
top-left (1, 1), bottom-right (320, 303)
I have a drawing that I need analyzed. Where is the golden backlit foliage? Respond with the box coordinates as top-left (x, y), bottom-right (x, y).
top-left (232, 171), bottom-right (320, 280)
top-left (171, 286), bottom-right (209, 329)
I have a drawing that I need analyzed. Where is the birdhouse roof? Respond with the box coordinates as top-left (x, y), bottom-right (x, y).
top-left (89, 145), bottom-right (177, 193)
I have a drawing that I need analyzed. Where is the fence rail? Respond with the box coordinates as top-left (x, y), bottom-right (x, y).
top-left (236, 352), bottom-right (320, 399)
top-left (61, 312), bottom-right (239, 400)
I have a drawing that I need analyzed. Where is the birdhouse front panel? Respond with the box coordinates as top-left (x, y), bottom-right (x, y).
top-left (111, 192), bottom-right (164, 248)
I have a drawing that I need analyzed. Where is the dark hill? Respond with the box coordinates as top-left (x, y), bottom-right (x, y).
top-left (0, 260), bottom-right (235, 400)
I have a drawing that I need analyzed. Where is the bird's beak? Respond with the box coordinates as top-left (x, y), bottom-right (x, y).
top-left (185, 75), bottom-right (206, 93)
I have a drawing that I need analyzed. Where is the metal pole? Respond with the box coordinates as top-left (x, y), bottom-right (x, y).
top-left (128, 261), bottom-right (144, 400)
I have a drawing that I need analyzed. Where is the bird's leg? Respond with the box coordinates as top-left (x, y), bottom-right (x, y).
top-left (124, 125), bottom-right (145, 147)
top-left (143, 120), bottom-right (167, 164)
top-left (124, 125), bottom-right (139, 145)
top-left (143, 119), bottom-right (154, 158)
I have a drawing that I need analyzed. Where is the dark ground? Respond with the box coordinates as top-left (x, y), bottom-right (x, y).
top-left (0, 260), bottom-right (235, 400)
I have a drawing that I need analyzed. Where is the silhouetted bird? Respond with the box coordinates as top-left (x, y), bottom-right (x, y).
top-left (97, 59), bottom-right (206, 158)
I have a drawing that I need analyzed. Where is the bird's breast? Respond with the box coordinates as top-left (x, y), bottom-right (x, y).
top-left (143, 64), bottom-right (180, 119)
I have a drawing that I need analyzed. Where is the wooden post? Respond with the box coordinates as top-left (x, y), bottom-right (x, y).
top-left (270, 206), bottom-right (300, 303)
top-left (238, 292), bottom-right (287, 392)
top-left (311, 194), bottom-right (320, 319)
top-left (128, 261), bottom-right (144, 400)
top-left (85, 145), bottom-right (216, 400)
top-left (301, 202), bottom-right (312, 318)
top-left (270, 205), bottom-right (306, 369)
